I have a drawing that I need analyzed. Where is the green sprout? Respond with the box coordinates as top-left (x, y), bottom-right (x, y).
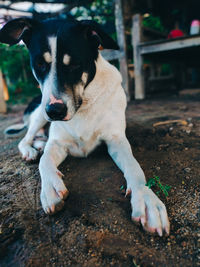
top-left (146, 176), bottom-right (171, 197)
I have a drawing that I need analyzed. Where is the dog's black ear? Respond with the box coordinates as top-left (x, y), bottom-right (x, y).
top-left (0, 18), bottom-right (38, 46)
top-left (80, 20), bottom-right (119, 50)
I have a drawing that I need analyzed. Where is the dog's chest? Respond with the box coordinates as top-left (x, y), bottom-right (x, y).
top-left (55, 113), bottom-right (103, 157)
top-left (67, 130), bottom-right (101, 157)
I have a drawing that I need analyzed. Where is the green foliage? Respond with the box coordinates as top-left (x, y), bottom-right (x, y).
top-left (0, 43), bottom-right (38, 104)
top-left (161, 64), bottom-right (172, 75)
top-left (71, 0), bottom-right (114, 24)
top-left (142, 15), bottom-right (166, 33)
top-left (146, 175), bottom-right (171, 197)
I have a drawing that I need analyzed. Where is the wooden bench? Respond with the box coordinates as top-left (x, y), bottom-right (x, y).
top-left (132, 14), bottom-right (200, 99)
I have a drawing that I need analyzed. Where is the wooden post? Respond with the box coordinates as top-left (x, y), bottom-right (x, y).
top-left (115, 0), bottom-right (130, 101)
top-left (0, 70), bottom-right (7, 113)
top-left (132, 14), bottom-right (145, 99)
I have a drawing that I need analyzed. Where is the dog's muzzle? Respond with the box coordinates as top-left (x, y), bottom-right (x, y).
top-left (45, 94), bottom-right (68, 121)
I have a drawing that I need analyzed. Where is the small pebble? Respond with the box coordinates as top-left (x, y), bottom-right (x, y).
top-left (181, 241), bottom-right (187, 247)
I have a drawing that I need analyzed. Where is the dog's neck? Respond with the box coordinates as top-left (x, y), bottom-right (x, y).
top-left (82, 53), bottom-right (122, 106)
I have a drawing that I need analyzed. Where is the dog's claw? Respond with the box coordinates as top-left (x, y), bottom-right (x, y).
top-left (51, 204), bottom-right (55, 213)
top-left (56, 170), bottom-right (64, 177)
top-left (132, 216), bottom-right (140, 222)
top-left (157, 228), bottom-right (163, 237)
top-left (165, 226), bottom-right (170, 236)
top-left (125, 188), bottom-right (132, 197)
top-left (58, 191), bottom-right (64, 199)
top-left (147, 226), bottom-right (156, 234)
top-left (58, 190), bottom-right (69, 200)
top-left (141, 216), bottom-right (146, 226)
top-left (46, 208), bottom-right (50, 214)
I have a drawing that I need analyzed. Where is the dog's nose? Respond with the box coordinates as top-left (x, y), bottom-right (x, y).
top-left (45, 103), bottom-right (67, 121)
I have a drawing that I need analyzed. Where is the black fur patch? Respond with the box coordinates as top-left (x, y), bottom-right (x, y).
top-left (24, 95), bottom-right (42, 115)
top-left (5, 127), bottom-right (26, 135)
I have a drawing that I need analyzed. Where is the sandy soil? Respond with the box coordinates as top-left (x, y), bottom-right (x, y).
top-left (0, 93), bottom-right (199, 267)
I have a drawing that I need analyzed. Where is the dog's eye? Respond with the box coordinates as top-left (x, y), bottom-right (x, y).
top-left (69, 64), bottom-right (81, 72)
top-left (78, 98), bottom-right (82, 106)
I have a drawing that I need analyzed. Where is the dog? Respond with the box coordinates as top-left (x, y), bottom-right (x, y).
top-left (0, 17), bottom-right (169, 236)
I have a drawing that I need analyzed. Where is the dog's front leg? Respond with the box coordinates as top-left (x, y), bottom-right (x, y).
top-left (39, 139), bottom-right (69, 214)
top-left (18, 105), bottom-right (47, 161)
top-left (106, 136), bottom-right (170, 236)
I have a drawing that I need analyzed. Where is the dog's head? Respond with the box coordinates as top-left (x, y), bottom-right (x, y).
top-left (0, 18), bottom-right (119, 121)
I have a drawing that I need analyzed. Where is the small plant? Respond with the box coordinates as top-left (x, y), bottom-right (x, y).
top-left (146, 176), bottom-right (171, 197)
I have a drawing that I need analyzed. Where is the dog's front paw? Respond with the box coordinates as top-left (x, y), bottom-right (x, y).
top-left (129, 186), bottom-right (170, 236)
top-left (18, 140), bottom-right (39, 161)
top-left (40, 174), bottom-right (69, 215)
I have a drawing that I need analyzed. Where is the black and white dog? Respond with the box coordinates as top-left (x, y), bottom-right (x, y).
top-left (0, 18), bottom-right (169, 236)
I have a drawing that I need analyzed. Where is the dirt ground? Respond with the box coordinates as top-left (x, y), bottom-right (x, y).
top-left (0, 91), bottom-right (199, 267)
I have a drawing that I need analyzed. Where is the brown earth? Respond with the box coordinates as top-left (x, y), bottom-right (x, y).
top-left (0, 92), bottom-right (200, 267)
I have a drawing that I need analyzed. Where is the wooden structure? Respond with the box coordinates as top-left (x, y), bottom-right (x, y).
top-left (130, 0), bottom-right (200, 99)
top-left (132, 14), bottom-right (200, 99)
top-left (0, 70), bottom-right (7, 113)
top-left (102, 0), bottom-right (129, 100)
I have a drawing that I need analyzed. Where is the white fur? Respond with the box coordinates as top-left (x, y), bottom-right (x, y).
top-left (20, 53), bottom-right (170, 236)
top-left (41, 37), bottom-right (57, 119)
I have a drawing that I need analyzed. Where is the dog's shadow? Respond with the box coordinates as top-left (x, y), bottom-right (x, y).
top-left (51, 143), bottom-right (132, 226)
